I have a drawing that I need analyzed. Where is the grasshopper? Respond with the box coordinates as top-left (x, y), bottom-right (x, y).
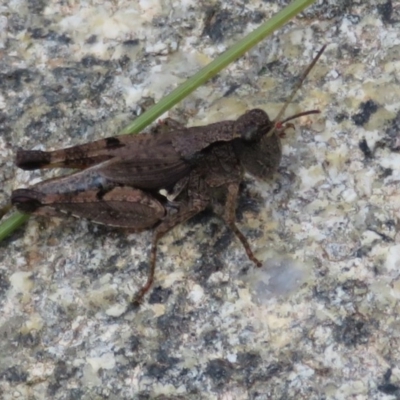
top-left (8, 46), bottom-right (325, 305)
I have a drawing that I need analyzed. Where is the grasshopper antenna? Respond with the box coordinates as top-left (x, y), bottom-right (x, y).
top-left (266, 44), bottom-right (326, 137)
top-left (278, 109), bottom-right (320, 125)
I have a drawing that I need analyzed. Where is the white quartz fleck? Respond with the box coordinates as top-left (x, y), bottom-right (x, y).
top-left (9, 271), bottom-right (33, 294)
top-left (87, 353), bottom-right (116, 373)
top-left (187, 284), bottom-right (204, 303)
top-left (385, 244), bottom-right (400, 272)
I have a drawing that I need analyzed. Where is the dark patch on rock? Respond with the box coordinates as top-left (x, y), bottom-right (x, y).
top-left (0, 271), bottom-right (10, 297)
top-left (149, 286), bottom-right (173, 304)
top-left (84, 35), bottom-right (97, 45)
top-left (124, 39), bottom-right (140, 46)
top-left (333, 315), bottom-right (371, 346)
top-left (66, 388), bottom-right (84, 399)
top-left (202, 8), bottom-right (235, 42)
top-left (384, 111), bottom-right (400, 151)
top-left (118, 55), bottom-right (131, 69)
top-left (250, 10), bottom-right (266, 24)
top-left (377, 383), bottom-right (400, 395)
top-left (300, 0), bottom-right (356, 21)
top-left (0, 69), bottom-right (35, 91)
top-left (213, 230), bottom-right (234, 254)
top-left (352, 100), bottom-right (378, 126)
top-left (193, 255), bottom-right (224, 284)
top-left (157, 310), bottom-right (190, 337)
top-left (17, 331), bottom-right (41, 348)
top-left (377, 0), bottom-right (394, 23)
top-left (223, 83), bottom-right (240, 97)
top-left (47, 361), bottom-right (78, 396)
top-left (378, 368), bottom-right (400, 395)
top-left (236, 352), bottom-right (262, 386)
top-left (358, 138), bottom-right (373, 158)
top-left (205, 358), bottom-right (234, 387)
top-left (81, 56), bottom-right (112, 68)
top-left (27, 0), bottom-right (47, 14)
top-left (334, 112), bottom-right (348, 123)
top-left (258, 60), bottom-right (284, 76)
top-left (380, 167), bottom-right (392, 178)
top-left (202, 329), bottom-right (221, 346)
top-left (146, 363), bottom-right (170, 380)
top-left (337, 43), bottom-right (361, 59)
top-left (0, 366), bottom-right (28, 383)
top-left (128, 335), bottom-right (141, 352)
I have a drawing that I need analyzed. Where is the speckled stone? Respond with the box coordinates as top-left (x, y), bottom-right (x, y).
top-left (1, 1), bottom-right (400, 399)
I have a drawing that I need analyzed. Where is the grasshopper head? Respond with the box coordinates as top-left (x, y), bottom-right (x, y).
top-left (234, 109), bottom-right (320, 180)
top-left (233, 108), bottom-right (281, 180)
top-left (235, 109), bottom-right (272, 142)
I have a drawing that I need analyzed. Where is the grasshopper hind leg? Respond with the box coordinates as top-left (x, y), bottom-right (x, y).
top-left (11, 186), bottom-right (166, 229)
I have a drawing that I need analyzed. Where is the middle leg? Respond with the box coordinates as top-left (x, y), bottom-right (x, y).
top-left (213, 182), bottom-right (263, 268)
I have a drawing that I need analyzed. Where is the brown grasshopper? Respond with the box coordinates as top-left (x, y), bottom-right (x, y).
top-left (9, 46), bottom-right (325, 305)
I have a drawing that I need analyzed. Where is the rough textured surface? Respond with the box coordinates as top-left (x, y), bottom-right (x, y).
top-left (1, 1), bottom-right (400, 399)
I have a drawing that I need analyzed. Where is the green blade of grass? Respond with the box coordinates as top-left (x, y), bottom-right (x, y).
top-left (0, 211), bottom-right (29, 241)
top-left (0, 0), bottom-right (316, 242)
